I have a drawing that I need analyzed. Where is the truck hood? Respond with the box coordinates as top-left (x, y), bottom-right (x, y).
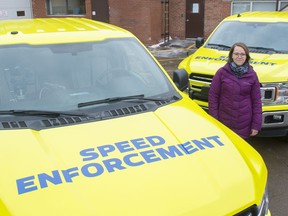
top-left (185, 48), bottom-right (288, 82)
top-left (0, 101), bottom-right (265, 216)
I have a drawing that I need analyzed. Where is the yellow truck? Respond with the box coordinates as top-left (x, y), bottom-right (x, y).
top-left (0, 18), bottom-right (269, 215)
top-left (178, 11), bottom-right (288, 139)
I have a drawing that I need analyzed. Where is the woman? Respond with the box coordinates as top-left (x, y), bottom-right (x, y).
top-left (208, 42), bottom-right (262, 139)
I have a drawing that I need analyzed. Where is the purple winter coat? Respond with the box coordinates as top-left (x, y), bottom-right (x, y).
top-left (208, 63), bottom-right (262, 139)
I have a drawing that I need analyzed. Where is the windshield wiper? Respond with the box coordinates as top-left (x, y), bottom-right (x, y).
top-left (206, 43), bottom-right (230, 50)
top-left (78, 94), bottom-right (168, 108)
top-left (0, 110), bottom-right (90, 117)
top-left (247, 46), bottom-right (283, 54)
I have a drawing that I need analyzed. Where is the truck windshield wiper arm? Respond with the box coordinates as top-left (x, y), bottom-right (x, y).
top-left (247, 46), bottom-right (283, 53)
top-left (0, 110), bottom-right (89, 117)
top-left (206, 43), bottom-right (230, 50)
top-left (78, 94), bottom-right (167, 108)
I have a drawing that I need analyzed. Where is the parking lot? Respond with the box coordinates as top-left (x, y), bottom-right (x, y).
top-left (251, 137), bottom-right (288, 216)
top-left (157, 55), bottom-right (288, 216)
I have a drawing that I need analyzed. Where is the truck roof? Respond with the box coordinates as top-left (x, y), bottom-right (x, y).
top-left (225, 11), bottom-right (288, 22)
top-left (0, 18), bottom-right (134, 45)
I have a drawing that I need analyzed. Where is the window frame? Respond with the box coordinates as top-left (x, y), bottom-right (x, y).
top-left (46, 0), bottom-right (86, 16)
top-left (231, 0), bottom-right (288, 14)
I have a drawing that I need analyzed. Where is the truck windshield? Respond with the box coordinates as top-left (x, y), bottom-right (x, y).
top-left (0, 38), bottom-right (174, 111)
top-left (206, 21), bottom-right (288, 53)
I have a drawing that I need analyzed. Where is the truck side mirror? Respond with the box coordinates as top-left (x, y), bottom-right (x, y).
top-left (173, 69), bottom-right (189, 91)
top-left (195, 37), bottom-right (204, 48)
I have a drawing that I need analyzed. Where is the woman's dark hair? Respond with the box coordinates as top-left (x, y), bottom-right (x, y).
top-left (228, 42), bottom-right (251, 63)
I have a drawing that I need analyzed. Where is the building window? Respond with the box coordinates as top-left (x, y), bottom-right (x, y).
top-left (280, 1), bottom-right (288, 10)
top-left (232, 2), bottom-right (251, 14)
top-left (253, 2), bottom-right (276, 11)
top-left (231, 1), bottom-right (288, 14)
top-left (46, 0), bottom-right (86, 15)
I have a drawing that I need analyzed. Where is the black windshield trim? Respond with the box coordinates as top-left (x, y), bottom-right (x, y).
top-left (0, 110), bottom-right (90, 117)
top-left (78, 94), bottom-right (170, 108)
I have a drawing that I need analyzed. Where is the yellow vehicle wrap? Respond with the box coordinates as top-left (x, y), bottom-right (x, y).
top-left (0, 18), bottom-right (269, 215)
top-left (179, 11), bottom-right (288, 138)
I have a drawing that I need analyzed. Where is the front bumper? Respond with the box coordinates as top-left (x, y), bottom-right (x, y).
top-left (197, 101), bottom-right (288, 138)
top-left (259, 111), bottom-right (288, 137)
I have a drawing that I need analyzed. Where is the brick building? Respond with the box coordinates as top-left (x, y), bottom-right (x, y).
top-left (1, 0), bottom-right (288, 45)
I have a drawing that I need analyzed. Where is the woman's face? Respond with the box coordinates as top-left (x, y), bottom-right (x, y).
top-left (232, 46), bottom-right (246, 66)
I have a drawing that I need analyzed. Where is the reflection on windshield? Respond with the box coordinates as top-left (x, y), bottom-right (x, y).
top-left (206, 21), bottom-right (288, 52)
top-left (0, 38), bottom-right (174, 111)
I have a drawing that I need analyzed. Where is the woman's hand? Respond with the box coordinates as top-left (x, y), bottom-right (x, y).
top-left (251, 129), bottom-right (258, 136)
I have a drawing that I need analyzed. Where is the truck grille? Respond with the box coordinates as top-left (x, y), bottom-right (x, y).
top-left (189, 73), bottom-right (213, 102)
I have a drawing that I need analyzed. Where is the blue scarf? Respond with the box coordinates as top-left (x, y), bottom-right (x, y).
top-left (229, 62), bottom-right (249, 78)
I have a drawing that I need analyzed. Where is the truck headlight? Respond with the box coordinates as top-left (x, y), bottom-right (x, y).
top-left (261, 83), bottom-right (288, 105)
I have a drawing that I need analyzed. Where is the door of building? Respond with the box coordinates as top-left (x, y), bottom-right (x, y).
top-left (185, 0), bottom-right (204, 38)
top-left (91, 0), bottom-right (109, 23)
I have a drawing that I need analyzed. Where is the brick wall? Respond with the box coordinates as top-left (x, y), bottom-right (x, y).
top-left (31, 0), bottom-right (46, 17)
top-left (204, 0), bottom-right (230, 38)
top-left (85, 0), bottom-right (92, 19)
top-left (109, 0), bottom-right (162, 45)
top-left (169, 0), bottom-right (186, 39)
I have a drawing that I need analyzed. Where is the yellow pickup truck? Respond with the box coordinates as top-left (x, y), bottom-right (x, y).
top-left (0, 18), bottom-right (269, 215)
top-left (178, 11), bottom-right (288, 139)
